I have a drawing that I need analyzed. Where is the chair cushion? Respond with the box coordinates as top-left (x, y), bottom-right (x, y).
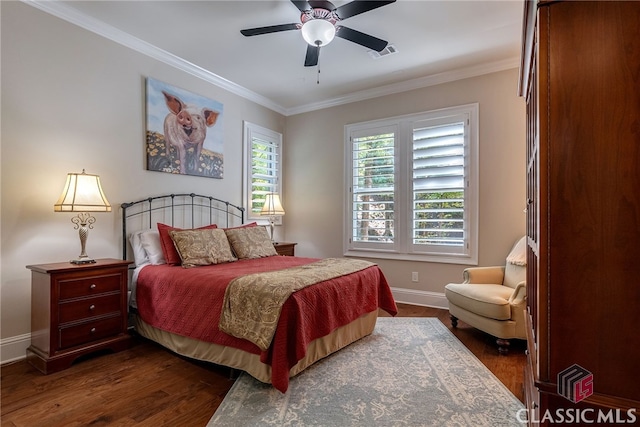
top-left (445, 283), bottom-right (514, 320)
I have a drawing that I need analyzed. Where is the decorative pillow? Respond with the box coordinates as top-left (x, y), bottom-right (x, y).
top-left (157, 222), bottom-right (217, 265)
top-left (138, 230), bottom-right (166, 265)
top-left (225, 226), bottom-right (278, 259)
top-left (506, 236), bottom-right (527, 266)
top-left (169, 228), bottom-right (236, 268)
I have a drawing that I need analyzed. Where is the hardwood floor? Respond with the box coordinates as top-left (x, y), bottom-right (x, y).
top-left (1, 304), bottom-right (525, 426)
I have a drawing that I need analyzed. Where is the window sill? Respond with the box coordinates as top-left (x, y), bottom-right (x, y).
top-left (343, 249), bottom-right (478, 266)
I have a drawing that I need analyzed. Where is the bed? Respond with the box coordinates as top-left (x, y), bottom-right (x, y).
top-left (122, 193), bottom-right (397, 392)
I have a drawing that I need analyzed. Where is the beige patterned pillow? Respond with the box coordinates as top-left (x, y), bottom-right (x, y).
top-left (169, 228), bottom-right (237, 268)
top-left (225, 226), bottom-right (278, 259)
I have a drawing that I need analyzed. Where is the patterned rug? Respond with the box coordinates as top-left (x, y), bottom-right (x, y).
top-left (208, 318), bottom-right (524, 426)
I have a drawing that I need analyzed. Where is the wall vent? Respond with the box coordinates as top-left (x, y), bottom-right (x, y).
top-left (368, 44), bottom-right (398, 59)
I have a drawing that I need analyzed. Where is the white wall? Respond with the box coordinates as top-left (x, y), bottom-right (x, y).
top-left (0, 2), bottom-right (284, 361)
top-left (284, 68), bottom-right (526, 306)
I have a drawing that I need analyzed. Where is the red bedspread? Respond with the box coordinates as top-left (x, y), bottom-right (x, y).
top-left (135, 256), bottom-right (397, 392)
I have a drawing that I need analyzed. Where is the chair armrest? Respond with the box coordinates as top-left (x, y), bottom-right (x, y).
top-left (508, 281), bottom-right (526, 305)
top-left (463, 266), bottom-right (505, 284)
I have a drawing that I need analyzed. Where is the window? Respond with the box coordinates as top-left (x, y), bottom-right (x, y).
top-left (350, 125), bottom-right (397, 250)
top-left (345, 104), bottom-right (478, 264)
top-left (243, 122), bottom-right (282, 222)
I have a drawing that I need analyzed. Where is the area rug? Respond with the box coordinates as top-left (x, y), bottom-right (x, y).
top-left (208, 318), bottom-right (524, 426)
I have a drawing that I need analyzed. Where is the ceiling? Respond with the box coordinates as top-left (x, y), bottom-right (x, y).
top-left (45, 0), bottom-right (524, 115)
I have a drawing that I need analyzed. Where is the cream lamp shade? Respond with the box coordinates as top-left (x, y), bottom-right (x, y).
top-left (260, 193), bottom-right (285, 216)
top-left (54, 170), bottom-right (111, 213)
top-left (54, 170), bottom-right (111, 264)
top-left (260, 193), bottom-right (285, 242)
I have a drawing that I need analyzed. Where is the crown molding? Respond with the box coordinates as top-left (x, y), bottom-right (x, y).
top-left (284, 57), bottom-right (520, 115)
top-left (23, 0), bottom-right (519, 117)
top-left (22, 0), bottom-right (287, 115)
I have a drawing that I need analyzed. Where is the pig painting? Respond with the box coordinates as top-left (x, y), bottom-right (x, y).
top-left (146, 78), bottom-right (224, 178)
top-left (162, 91), bottom-right (219, 174)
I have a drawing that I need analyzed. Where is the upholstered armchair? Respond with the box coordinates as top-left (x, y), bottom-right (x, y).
top-left (444, 236), bottom-right (526, 354)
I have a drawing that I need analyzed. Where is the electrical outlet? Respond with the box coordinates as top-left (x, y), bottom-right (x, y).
top-left (411, 272), bottom-right (419, 282)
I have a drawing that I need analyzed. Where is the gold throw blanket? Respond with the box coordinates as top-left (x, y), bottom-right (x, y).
top-left (219, 258), bottom-right (375, 351)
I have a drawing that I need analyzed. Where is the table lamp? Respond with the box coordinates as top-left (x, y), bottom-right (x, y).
top-left (54, 169), bottom-right (111, 264)
top-left (260, 193), bottom-right (285, 242)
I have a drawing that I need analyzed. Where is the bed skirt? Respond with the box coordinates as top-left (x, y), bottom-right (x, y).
top-left (133, 310), bottom-right (379, 384)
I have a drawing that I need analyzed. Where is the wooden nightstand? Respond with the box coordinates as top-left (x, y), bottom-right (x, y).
top-left (25, 258), bottom-right (133, 374)
top-left (273, 242), bottom-right (297, 256)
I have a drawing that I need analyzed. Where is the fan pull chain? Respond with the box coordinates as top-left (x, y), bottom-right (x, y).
top-left (316, 44), bottom-right (321, 84)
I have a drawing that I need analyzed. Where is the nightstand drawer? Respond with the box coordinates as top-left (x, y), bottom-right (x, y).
top-left (59, 274), bottom-right (121, 300)
top-left (58, 293), bottom-right (122, 324)
top-left (59, 315), bottom-right (122, 349)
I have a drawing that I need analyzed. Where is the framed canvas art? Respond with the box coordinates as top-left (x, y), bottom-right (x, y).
top-left (146, 77), bottom-right (224, 178)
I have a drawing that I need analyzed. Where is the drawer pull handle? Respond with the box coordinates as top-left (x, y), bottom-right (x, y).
top-left (90, 284), bottom-right (97, 290)
top-left (90, 328), bottom-right (96, 334)
top-left (89, 305), bottom-right (96, 311)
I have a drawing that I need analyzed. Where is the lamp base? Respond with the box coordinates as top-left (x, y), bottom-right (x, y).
top-left (70, 258), bottom-right (96, 265)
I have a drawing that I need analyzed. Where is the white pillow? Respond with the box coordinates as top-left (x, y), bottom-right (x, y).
top-left (129, 231), bottom-right (149, 267)
top-left (139, 230), bottom-right (166, 265)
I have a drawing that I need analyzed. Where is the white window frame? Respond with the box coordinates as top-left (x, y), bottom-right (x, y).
top-left (243, 121), bottom-right (283, 224)
top-left (344, 104), bottom-right (479, 265)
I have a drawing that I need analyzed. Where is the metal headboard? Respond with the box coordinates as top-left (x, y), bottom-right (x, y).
top-left (121, 193), bottom-right (245, 260)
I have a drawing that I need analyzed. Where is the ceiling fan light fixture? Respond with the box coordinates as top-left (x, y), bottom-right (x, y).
top-left (301, 19), bottom-right (336, 46)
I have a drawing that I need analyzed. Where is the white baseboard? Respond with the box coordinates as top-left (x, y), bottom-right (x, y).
top-left (1, 333), bottom-right (30, 365)
top-left (390, 287), bottom-right (450, 310)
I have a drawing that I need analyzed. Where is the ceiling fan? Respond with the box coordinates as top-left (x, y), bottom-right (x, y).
top-left (240, 0), bottom-right (396, 67)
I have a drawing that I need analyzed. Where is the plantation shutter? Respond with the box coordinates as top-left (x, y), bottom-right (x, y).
top-left (250, 134), bottom-right (280, 216)
top-left (350, 128), bottom-right (396, 246)
top-left (412, 120), bottom-right (466, 248)
top-left (345, 104), bottom-right (477, 264)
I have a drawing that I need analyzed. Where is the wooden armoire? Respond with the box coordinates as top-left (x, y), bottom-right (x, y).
top-left (519, 1), bottom-right (640, 425)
